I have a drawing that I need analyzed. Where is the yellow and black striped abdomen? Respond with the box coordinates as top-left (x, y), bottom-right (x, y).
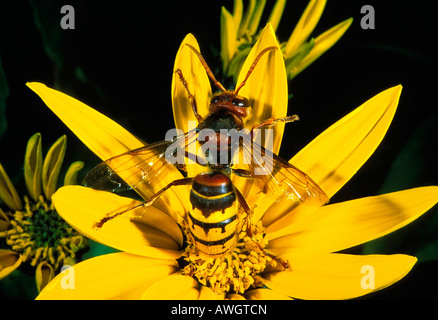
top-left (188, 172), bottom-right (238, 256)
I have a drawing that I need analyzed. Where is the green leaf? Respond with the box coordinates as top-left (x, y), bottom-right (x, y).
top-left (380, 115), bottom-right (437, 193)
top-left (82, 239), bottom-right (120, 260)
top-left (363, 115), bottom-right (438, 262)
top-left (227, 46), bottom-right (252, 82)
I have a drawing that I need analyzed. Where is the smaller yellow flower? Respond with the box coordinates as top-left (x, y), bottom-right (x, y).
top-left (0, 133), bottom-right (87, 293)
top-left (221, 0), bottom-right (352, 80)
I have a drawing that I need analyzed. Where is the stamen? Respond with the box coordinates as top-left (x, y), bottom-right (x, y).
top-left (0, 194), bottom-right (87, 271)
top-left (180, 215), bottom-right (287, 295)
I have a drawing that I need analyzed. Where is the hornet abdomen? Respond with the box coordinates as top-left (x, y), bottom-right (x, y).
top-left (188, 172), bottom-right (239, 256)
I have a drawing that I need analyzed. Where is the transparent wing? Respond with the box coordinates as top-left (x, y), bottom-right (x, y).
top-left (83, 129), bottom-right (199, 200)
top-left (235, 134), bottom-right (329, 207)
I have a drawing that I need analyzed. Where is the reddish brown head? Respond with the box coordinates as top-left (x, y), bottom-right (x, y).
top-left (185, 44), bottom-right (277, 121)
top-left (208, 93), bottom-right (250, 118)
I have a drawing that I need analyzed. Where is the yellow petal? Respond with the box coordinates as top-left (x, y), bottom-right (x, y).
top-left (262, 86), bottom-right (402, 231)
top-left (140, 273), bottom-right (200, 300)
top-left (267, 187), bottom-right (438, 254)
top-left (63, 161), bottom-right (84, 185)
top-left (237, 0), bottom-right (256, 38)
top-left (289, 18), bottom-right (353, 79)
top-left (232, 23), bottom-right (288, 201)
top-left (247, 0), bottom-right (266, 36)
top-left (37, 252), bottom-right (177, 300)
top-left (26, 82), bottom-right (144, 160)
top-left (171, 34), bottom-right (212, 133)
top-left (35, 261), bottom-right (55, 292)
top-left (285, 0), bottom-right (327, 57)
top-left (24, 132), bottom-right (43, 202)
top-left (264, 253), bottom-right (417, 299)
top-left (236, 23), bottom-right (288, 154)
top-left (0, 163), bottom-right (22, 211)
top-left (0, 249), bottom-right (22, 279)
top-left (226, 293), bottom-right (246, 300)
top-left (261, 200), bottom-right (319, 232)
top-left (220, 6), bottom-right (238, 73)
top-left (267, 0), bottom-right (287, 32)
top-left (52, 185), bottom-right (184, 259)
top-left (198, 286), bottom-right (226, 300)
top-left (291, 85), bottom-right (402, 199)
top-left (232, 0), bottom-right (243, 30)
top-left (0, 208), bottom-right (10, 231)
top-left (245, 288), bottom-right (292, 300)
top-left (27, 82), bottom-right (185, 220)
top-left (42, 135), bottom-right (66, 199)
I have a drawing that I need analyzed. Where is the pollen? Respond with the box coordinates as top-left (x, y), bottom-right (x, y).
top-left (181, 218), bottom-right (285, 295)
top-left (0, 195), bottom-right (87, 270)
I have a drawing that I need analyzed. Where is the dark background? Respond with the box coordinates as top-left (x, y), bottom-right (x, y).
top-left (0, 0), bottom-right (437, 299)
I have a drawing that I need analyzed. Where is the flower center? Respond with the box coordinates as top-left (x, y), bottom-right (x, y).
top-left (1, 195), bottom-right (86, 269)
top-left (181, 217), bottom-right (281, 295)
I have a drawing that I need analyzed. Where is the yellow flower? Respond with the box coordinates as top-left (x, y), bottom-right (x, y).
top-left (27, 28), bottom-right (437, 299)
top-left (0, 133), bottom-right (87, 293)
top-left (221, 0), bottom-right (353, 80)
